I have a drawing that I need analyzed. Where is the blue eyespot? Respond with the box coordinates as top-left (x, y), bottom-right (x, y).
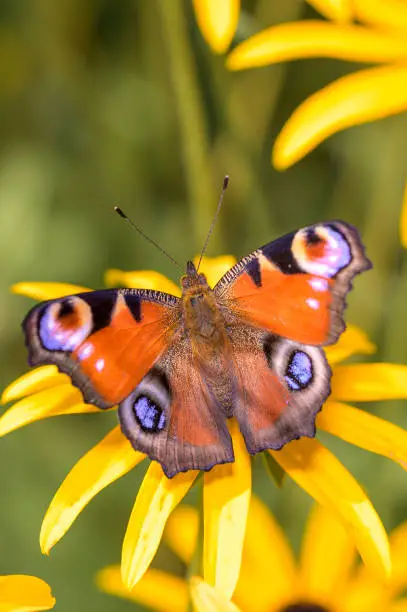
top-left (134, 395), bottom-right (166, 433)
top-left (38, 297), bottom-right (92, 352)
top-left (285, 351), bottom-right (313, 391)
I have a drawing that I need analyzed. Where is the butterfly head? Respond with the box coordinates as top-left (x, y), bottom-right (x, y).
top-left (180, 260), bottom-right (210, 292)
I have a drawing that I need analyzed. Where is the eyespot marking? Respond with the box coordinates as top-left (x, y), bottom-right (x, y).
top-left (293, 225), bottom-right (352, 277)
top-left (39, 297), bottom-right (92, 352)
top-left (285, 350), bottom-right (313, 391)
top-left (134, 395), bottom-right (166, 433)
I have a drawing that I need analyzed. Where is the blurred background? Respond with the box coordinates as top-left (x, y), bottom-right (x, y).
top-left (1, 1), bottom-right (407, 610)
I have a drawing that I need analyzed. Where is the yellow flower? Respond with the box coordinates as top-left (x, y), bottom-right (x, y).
top-left (3, 256), bottom-right (407, 595)
top-left (192, 0), bottom-right (240, 54)
top-left (226, 1), bottom-right (407, 246)
top-left (98, 496), bottom-right (407, 612)
top-left (0, 574), bottom-right (55, 612)
top-left (190, 498), bottom-right (407, 612)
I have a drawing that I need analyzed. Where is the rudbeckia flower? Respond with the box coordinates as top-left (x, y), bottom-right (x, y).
top-left (2, 256), bottom-right (407, 596)
top-left (98, 497), bottom-right (407, 612)
top-left (0, 574), bottom-right (55, 611)
top-left (192, 0), bottom-right (240, 54)
top-left (191, 499), bottom-right (407, 612)
top-left (226, 0), bottom-right (407, 246)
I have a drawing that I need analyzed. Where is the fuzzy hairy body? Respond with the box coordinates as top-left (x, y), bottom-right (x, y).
top-left (180, 267), bottom-right (235, 415)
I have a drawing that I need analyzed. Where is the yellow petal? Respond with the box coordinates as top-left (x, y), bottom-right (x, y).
top-left (306, 0), bottom-right (353, 22)
top-left (299, 503), bottom-right (356, 602)
top-left (203, 421), bottom-right (251, 600)
top-left (192, 255), bottom-right (237, 289)
top-left (164, 505), bottom-right (199, 564)
top-left (271, 438), bottom-right (391, 580)
top-left (0, 575), bottom-right (55, 612)
top-left (40, 426), bottom-right (144, 554)
top-left (0, 385), bottom-right (99, 437)
top-left (325, 324), bottom-right (376, 365)
top-left (234, 496), bottom-right (295, 612)
top-left (226, 22), bottom-right (407, 71)
top-left (318, 401), bottom-right (407, 471)
top-left (342, 516), bottom-right (407, 610)
top-left (190, 577), bottom-right (242, 612)
top-left (400, 178), bottom-right (407, 249)
top-left (354, 0), bottom-right (407, 32)
top-left (388, 601), bottom-right (407, 612)
top-left (97, 565), bottom-right (188, 612)
top-left (121, 463), bottom-right (197, 590)
top-left (331, 363), bottom-right (407, 401)
top-left (193, 0), bottom-right (240, 54)
top-left (383, 521), bottom-right (407, 596)
top-left (343, 521), bottom-right (407, 610)
top-left (104, 269), bottom-right (181, 296)
top-left (12, 282), bottom-right (90, 300)
top-left (1, 366), bottom-right (65, 404)
top-left (343, 580), bottom-right (389, 612)
top-left (272, 64), bottom-right (407, 170)
top-left (351, 521), bottom-right (407, 603)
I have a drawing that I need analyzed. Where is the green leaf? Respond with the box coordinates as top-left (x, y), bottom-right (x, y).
top-left (263, 452), bottom-right (286, 488)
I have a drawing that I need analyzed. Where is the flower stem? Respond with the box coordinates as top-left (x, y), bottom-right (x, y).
top-left (158, 0), bottom-right (218, 248)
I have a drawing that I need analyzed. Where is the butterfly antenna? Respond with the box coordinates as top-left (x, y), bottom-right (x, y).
top-left (114, 206), bottom-right (182, 270)
top-left (196, 175), bottom-right (229, 272)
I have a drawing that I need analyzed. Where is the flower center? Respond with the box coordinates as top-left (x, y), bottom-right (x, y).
top-left (279, 604), bottom-right (330, 612)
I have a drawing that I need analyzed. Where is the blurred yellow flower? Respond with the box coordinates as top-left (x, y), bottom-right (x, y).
top-left (226, 2), bottom-right (407, 246)
top-left (99, 496), bottom-right (407, 612)
top-left (191, 498), bottom-right (407, 612)
top-left (3, 255), bottom-right (407, 595)
top-left (0, 574), bottom-right (55, 612)
top-left (192, 0), bottom-right (240, 54)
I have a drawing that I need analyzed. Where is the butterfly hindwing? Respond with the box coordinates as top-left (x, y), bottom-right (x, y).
top-left (215, 221), bottom-right (371, 346)
top-left (229, 325), bottom-right (330, 454)
top-left (23, 289), bottom-right (179, 408)
top-left (118, 339), bottom-right (234, 477)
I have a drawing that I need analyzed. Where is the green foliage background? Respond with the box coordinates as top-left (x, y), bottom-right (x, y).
top-left (1, 1), bottom-right (407, 610)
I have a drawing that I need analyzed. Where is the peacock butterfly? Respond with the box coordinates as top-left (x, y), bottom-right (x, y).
top-left (22, 203), bottom-right (371, 477)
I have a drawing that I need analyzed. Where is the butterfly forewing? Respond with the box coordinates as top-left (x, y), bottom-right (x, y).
top-left (23, 289), bottom-right (179, 408)
top-left (215, 221), bottom-right (371, 346)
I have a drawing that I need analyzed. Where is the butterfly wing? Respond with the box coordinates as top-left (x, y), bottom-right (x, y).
top-left (23, 289), bottom-right (180, 409)
top-left (118, 338), bottom-right (234, 478)
top-left (216, 221), bottom-right (370, 452)
top-left (215, 221), bottom-right (371, 346)
top-left (229, 325), bottom-right (330, 454)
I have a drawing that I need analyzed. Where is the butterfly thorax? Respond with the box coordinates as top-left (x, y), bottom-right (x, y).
top-left (181, 261), bottom-right (228, 350)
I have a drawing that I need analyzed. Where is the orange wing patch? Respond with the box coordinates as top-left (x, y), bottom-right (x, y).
top-left (229, 263), bottom-right (333, 345)
top-left (216, 222), bottom-right (371, 347)
top-left (73, 295), bottom-right (173, 405)
top-left (24, 289), bottom-right (179, 409)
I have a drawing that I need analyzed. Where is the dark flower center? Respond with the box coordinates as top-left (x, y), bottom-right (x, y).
top-left (280, 604), bottom-right (330, 612)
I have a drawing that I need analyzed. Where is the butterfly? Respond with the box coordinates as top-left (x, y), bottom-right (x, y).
top-left (23, 221), bottom-right (371, 478)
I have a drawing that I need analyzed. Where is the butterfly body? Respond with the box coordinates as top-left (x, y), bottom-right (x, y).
top-left (181, 261), bottom-right (228, 348)
top-left (22, 221), bottom-right (371, 477)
